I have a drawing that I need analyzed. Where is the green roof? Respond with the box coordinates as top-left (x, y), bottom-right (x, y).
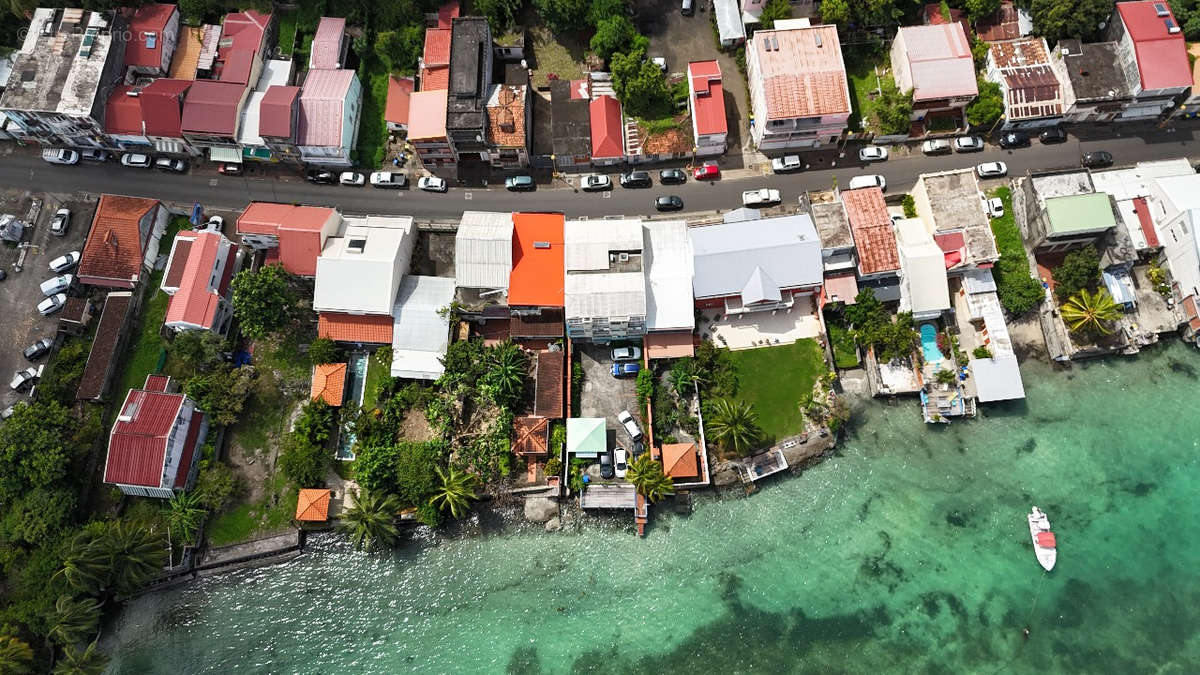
top-left (566, 417), bottom-right (606, 457)
top-left (1044, 193), bottom-right (1116, 237)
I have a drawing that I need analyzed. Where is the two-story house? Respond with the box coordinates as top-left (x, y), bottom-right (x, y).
top-left (258, 84), bottom-right (302, 165)
top-left (1108, 0), bottom-right (1191, 120)
top-left (77, 195), bottom-right (168, 289)
top-left (984, 38), bottom-right (1065, 131)
top-left (688, 61), bottom-right (728, 157)
top-left (161, 228), bottom-right (240, 334)
top-left (124, 3), bottom-right (179, 77)
top-left (564, 218), bottom-right (647, 342)
top-left (103, 374), bottom-right (208, 498)
top-left (890, 23), bottom-right (978, 132)
top-left (446, 17), bottom-right (493, 171)
top-left (297, 68), bottom-right (362, 167)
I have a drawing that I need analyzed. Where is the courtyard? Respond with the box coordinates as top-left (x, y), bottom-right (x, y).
top-left (698, 295), bottom-right (822, 350)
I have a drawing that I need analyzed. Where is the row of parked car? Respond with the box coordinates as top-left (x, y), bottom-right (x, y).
top-left (303, 169), bottom-right (449, 193)
top-left (43, 148), bottom-right (189, 173)
top-left (8, 250), bottom-right (82, 397)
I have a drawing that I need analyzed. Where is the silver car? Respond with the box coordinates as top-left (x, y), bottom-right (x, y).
top-left (954, 136), bottom-right (985, 152)
top-left (37, 293), bottom-right (68, 316)
top-left (976, 162), bottom-right (1008, 178)
top-left (581, 174), bottom-right (612, 191)
top-left (858, 146), bottom-right (888, 162)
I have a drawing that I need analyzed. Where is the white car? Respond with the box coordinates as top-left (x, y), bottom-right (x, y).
top-left (954, 136), bottom-right (985, 152)
top-left (369, 171), bottom-right (407, 188)
top-left (614, 448), bottom-right (628, 479)
top-left (50, 208), bottom-right (70, 236)
top-left (617, 410), bottom-right (643, 442)
top-left (858, 145), bottom-right (888, 162)
top-left (339, 172), bottom-right (365, 186)
top-left (847, 174), bottom-right (887, 191)
top-left (611, 346), bottom-right (642, 361)
top-left (42, 148), bottom-right (80, 165)
top-left (652, 56), bottom-right (667, 72)
top-left (39, 274), bottom-right (73, 297)
top-left (418, 176), bottom-right (448, 193)
top-left (921, 139), bottom-right (951, 155)
top-left (120, 153), bottom-right (152, 168)
top-left (580, 174), bottom-right (612, 191)
top-left (983, 197), bottom-right (1005, 219)
top-left (48, 251), bottom-right (80, 273)
top-left (976, 162), bottom-right (1008, 178)
top-left (9, 366), bottom-right (42, 392)
top-left (202, 215), bottom-right (224, 231)
top-left (742, 188), bottom-right (782, 207)
top-left (37, 293), bottom-right (68, 316)
top-left (771, 155), bottom-right (803, 173)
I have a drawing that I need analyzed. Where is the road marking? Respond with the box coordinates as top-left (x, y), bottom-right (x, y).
top-left (209, 178), bottom-right (218, 187)
top-left (602, 192), bottom-right (611, 198)
top-left (464, 192), bottom-right (472, 200)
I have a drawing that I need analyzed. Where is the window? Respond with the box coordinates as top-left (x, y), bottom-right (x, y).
top-left (145, 31), bottom-right (157, 49)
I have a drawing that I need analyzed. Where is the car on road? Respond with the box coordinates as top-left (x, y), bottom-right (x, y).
top-left (847, 174), bottom-right (886, 191)
top-left (505, 175), bottom-right (536, 191)
top-left (983, 197), bottom-right (1005, 219)
top-left (22, 337), bottom-right (53, 362)
top-left (654, 195), bottom-right (684, 211)
top-left (771, 155), bottom-right (804, 173)
top-left (120, 152), bottom-right (152, 168)
top-left (976, 161), bottom-right (1008, 178)
top-left (611, 362), bottom-right (640, 378)
top-left (10, 366), bottom-right (42, 392)
top-left (418, 175), bottom-right (448, 193)
top-left (681, 0), bottom-right (694, 14)
top-left (48, 251), bottom-right (80, 273)
top-left (306, 169), bottom-right (335, 184)
top-left (599, 450), bottom-right (615, 479)
top-left (42, 148), bottom-right (80, 165)
top-left (921, 139), bottom-right (951, 155)
top-left (37, 293), bottom-right (67, 316)
top-left (659, 168), bottom-right (687, 185)
top-left (581, 174), bottom-right (612, 191)
top-left (954, 136), bottom-right (985, 152)
top-left (617, 410), bottom-right (643, 442)
top-left (80, 149), bottom-right (109, 162)
top-left (217, 163), bottom-right (242, 175)
top-left (612, 346), bottom-right (642, 361)
top-left (155, 157), bottom-right (188, 173)
top-left (742, 188), bottom-right (781, 207)
top-left (1039, 126), bottom-right (1067, 144)
top-left (369, 171), bottom-right (408, 188)
top-left (614, 448), bottom-right (628, 478)
top-left (998, 131), bottom-right (1030, 149)
top-left (40, 274), bottom-right (73, 297)
top-left (858, 145), bottom-right (888, 162)
top-left (50, 208), bottom-right (70, 236)
top-left (339, 171), bottom-right (366, 186)
top-left (693, 161), bottom-right (720, 180)
top-left (1081, 151), bottom-right (1113, 168)
top-left (620, 171), bottom-right (653, 188)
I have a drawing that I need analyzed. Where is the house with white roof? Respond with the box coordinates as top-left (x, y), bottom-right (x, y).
top-left (1149, 172), bottom-right (1200, 337)
top-left (297, 68), bottom-right (362, 167)
top-left (894, 218), bottom-right (951, 321)
top-left (1090, 158), bottom-right (1192, 252)
top-left (564, 218), bottom-right (647, 342)
top-left (890, 23), bottom-right (978, 130)
top-left (642, 220), bottom-right (695, 359)
top-left (312, 216), bottom-right (416, 317)
top-left (391, 275), bottom-right (456, 379)
top-left (454, 211), bottom-right (514, 315)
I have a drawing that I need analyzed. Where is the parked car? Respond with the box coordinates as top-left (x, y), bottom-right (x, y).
top-left (202, 215), bottom-right (224, 231)
top-left (976, 161), bottom-right (1008, 178)
top-left (847, 175), bottom-right (887, 191)
top-left (581, 174), bottom-right (612, 191)
top-left (154, 157), bottom-right (188, 173)
top-left (305, 169), bottom-right (335, 184)
top-left (612, 346), bottom-right (642, 361)
top-left (9, 366), bottom-right (42, 392)
top-left (39, 274), bottom-right (73, 297)
top-left (617, 410), bottom-right (643, 442)
top-left (37, 293), bottom-right (67, 316)
top-left (858, 145), bottom-right (888, 162)
top-left (953, 136), bottom-right (985, 152)
top-left (120, 152), bottom-right (152, 168)
top-left (1081, 151), bottom-right (1113, 168)
top-left (651, 57), bottom-right (667, 72)
top-left (771, 155), bottom-right (804, 173)
top-left (505, 175), bottom-right (536, 191)
top-left (22, 337), bottom-right (53, 362)
top-left (681, 0), bottom-right (694, 14)
top-left (998, 131), bottom-right (1030, 149)
top-left (599, 451), bottom-right (615, 479)
top-left (79, 149), bottom-right (109, 162)
top-left (0, 406), bottom-right (13, 420)
top-left (659, 168), bottom-right (687, 184)
top-left (921, 139), bottom-right (952, 155)
top-left (48, 251), bottom-right (80, 273)
top-left (42, 148), bottom-right (80, 165)
top-left (369, 171), bottom-right (408, 188)
top-left (983, 196), bottom-right (1005, 219)
top-left (693, 161), bottom-right (720, 180)
top-left (611, 362), bottom-right (641, 378)
top-left (654, 195), bottom-right (684, 211)
top-left (1039, 126), bottom-right (1067, 144)
top-left (217, 163), bottom-right (243, 175)
top-left (620, 171), bottom-right (652, 188)
top-left (49, 208), bottom-right (70, 236)
top-left (418, 175), bottom-right (448, 192)
top-left (339, 171), bottom-right (366, 186)
top-left (614, 448), bottom-right (628, 478)
top-left (742, 188), bottom-right (781, 207)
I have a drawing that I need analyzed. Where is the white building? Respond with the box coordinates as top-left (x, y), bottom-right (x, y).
top-left (312, 215), bottom-right (416, 316)
top-left (564, 218), bottom-right (647, 342)
top-left (895, 218), bottom-right (951, 321)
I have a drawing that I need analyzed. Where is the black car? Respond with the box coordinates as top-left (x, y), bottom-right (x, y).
top-left (619, 171), bottom-right (652, 188)
top-left (1039, 126), bottom-right (1067, 144)
top-left (659, 168), bottom-right (687, 185)
top-left (998, 131), bottom-right (1030, 149)
top-left (1081, 151), bottom-right (1113, 168)
top-left (654, 195), bottom-right (683, 211)
top-left (599, 451), bottom-right (615, 480)
top-left (306, 169), bottom-right (335, 184)
top-left (22, 337), bottom-right (53, 362)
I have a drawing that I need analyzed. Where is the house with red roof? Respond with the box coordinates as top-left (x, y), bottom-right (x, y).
top-left (891, 23), bottom-right (978, 132)
top-left (78, 195), bottom-right (168, 289)
top-left (409, 89), bottom-right (452, 171)
top-left (419, 27), bottom-right (451, 92)
top-left (297, 68), bottom-right (362, 167)
top-left (589, 95), bottom-right (624, 165)
top-left (1107, 0), bottom-right (1191, 119)
top-left (687, 61), bottom-right (727, 157)
top-left (138, 78), bottom-right (197, 156)
top-left (509, 213), bottom-right (565, 314)
top-left (237, 202), bottom-right (341, 277)
top-left (124, 3), bottom-right (179, 76)
top-left (748, 22), bottom-right (851, 150)
top-left (104, 86), bottom-right (150, 150)
top-left (160, 228), bottom-right (240, 334)
top-left (842, 187), bottom-right (902, 292)
top-left (386, 76), bottom-right (415, 132)
top-left (258, 84), bottom-right (302, 164)
top-left (180, 80), bottom-right (250, 160)
top-left (104, 374), bottom-right (208, 498)
top-left (310, 17), bottom-right (348, 70)
top-left (213, 10), bottom-right (273, 86)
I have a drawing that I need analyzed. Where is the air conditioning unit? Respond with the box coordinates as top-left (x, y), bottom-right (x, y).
top-left (618, 252), bottom-right (630, 262)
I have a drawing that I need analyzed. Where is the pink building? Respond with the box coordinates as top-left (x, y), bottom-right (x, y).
top-left (890, 24), bottom-right (978, 129)
top-left (161, 228), bottom-right (240, 333)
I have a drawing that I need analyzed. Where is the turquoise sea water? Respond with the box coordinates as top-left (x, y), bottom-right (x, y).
top-left (106, 343), bottom-right (1200, 673)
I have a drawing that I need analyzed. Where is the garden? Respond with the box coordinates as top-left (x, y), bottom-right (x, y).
top-left (988, 186), bottom-right (1045, 316)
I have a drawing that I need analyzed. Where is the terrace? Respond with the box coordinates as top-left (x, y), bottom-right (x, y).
top-left (699, 296), bottom-right (822, 350)
top-left (731, 448), bottom-right (788, 483)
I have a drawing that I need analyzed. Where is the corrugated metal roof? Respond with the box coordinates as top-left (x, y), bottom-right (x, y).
top-left (310, 17), bottom-right (346, 70)
top-left (643, 220), bottom-right (694, 332)
top-left (713, 0), bottom-right (745, 42)
top-left (237, 90), bottom-right (267, 146)
top-left (298, 69), bottom-right (355, 147)
top-left (390, 275), bottom-right (456, 379)
top-left (455, 211), bottom-right (513, 289)
top-left (970, 354), bottom-right (1025, 401)
top-left (565, 272), bottom-right (647, 320)
top-left (688, 214), bottom-right (822, 299)
top-left (564, 218), bottom-right (642, 271)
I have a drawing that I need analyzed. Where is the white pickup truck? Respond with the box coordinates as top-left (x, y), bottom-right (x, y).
top-left (741, 188), bottom-right (781, 207)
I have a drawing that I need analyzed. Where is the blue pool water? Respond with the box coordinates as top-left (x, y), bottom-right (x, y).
top-left (919, 323), bottom-right (942, 365)
top-left (335, 353), bottom-right (369, 460)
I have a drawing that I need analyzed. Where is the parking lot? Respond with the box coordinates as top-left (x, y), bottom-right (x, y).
top-left (0, 189), bottom-right (97, 410)
top-left (576, 342), bottom-right (644, 473)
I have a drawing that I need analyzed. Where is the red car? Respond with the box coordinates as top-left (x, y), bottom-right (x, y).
top-left (693, 162), bottom-right (720, 180)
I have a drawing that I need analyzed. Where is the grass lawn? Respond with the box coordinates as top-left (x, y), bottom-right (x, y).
top-left (276, 10), bottom-right (298, 57)
top-left (828, 322), bottom-right (860, 369)
top-left (356, 56), bottom-right (390, 169)
top-left (362, 349), bottom-right (391, 410)
top-left (205, 473), bottom-right (299, 547)
top-left (113, 275), bottom-right (168, 404)
top-left (844, 44), bottom-right (890, 134)
top-left (729, 339), bottom-right (827, 441)
top-left (529, 25), bottom-right (584, 88)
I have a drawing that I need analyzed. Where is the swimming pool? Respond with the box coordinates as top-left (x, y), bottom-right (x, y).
top-left (335, 353), bottom-right (370, 461)
top-left (919, 323), bottom-right (942, 365)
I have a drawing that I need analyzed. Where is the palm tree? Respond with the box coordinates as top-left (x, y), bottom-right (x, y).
top-left (626, 454), bottom-right (675, 503)
top-left (482, 340), bottom-right (528, 408)
top-left (706, 399), bottom-right (763, 455)
top-left (339, 489), bottom-right (401, 552)
top-left (163, 492), bottom-right (206, 549)
top-left (0, 634), bottom-right (33, 675)
top-left (102, 522), bottom-right (165, 599)
top-left (1061, 288), bottom-right (1121, 335)
top-left (56, 532), bottom-right (108, 599)
top-left (430, 466), bottom-right (478, 519)
top-left (47, 596), bottom-right (101, 647)
top-left (52, 641), bottom-right (107, 675)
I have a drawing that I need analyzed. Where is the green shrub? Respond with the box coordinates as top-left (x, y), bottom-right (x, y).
top-left (901, 195), bottom-right (917, 218)
top-left (972, 346), bottom-right (993, 359)
top-left (308, 338), bottom-right (339, 365)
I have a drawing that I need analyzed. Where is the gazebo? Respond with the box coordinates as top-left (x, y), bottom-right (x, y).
top-left (295, 488), bottom-right (332, 523)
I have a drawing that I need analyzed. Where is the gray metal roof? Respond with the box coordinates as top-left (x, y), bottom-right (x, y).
top-left (713, 0), bottom-right (746, 43)
top-left (723, 207), bottom-right (761, 224)
top-left (961, 268), bottom-right (997, 294)
top-left (565, 272), bottom-right (646, 320)
top-left (564, 218), bottom-right (642, 271)
top-left (455, 211), bottom-right (513, 289)
top-left (643, 220), bottom-right (694, 331)
top-left (688, 214), bottom-right (822, 299)
top-left (390, 275), bottom-right (456, 380)
top-left (970, 354), bottom-right (1026, 402)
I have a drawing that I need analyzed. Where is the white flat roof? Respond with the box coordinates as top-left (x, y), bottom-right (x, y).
top-left (643, 220), bottom-right (694, 331)
top-left (896, 218), bottom-right (950, 315)
top-left (237, 90), bottom-right (267, 146)
top-left (564, 218), bottom-right (642, 271)
top-left (391, 275), bottom-right (456, 380)
top-left (313, 217), bottom-right (415, 315)
top-left (565, 272), bottom-right (646, 319)
top-left (970, 354), bottom-right (1025, 402)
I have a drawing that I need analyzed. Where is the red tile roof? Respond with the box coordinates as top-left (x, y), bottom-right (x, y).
top-left (236, 203), bottom-right (336, 276)
top-left (689, 61), bottom-right (727, 137)
top-left (534, 349), bottom-right (564, 418)
top-left (104, 387), bottom-right (186, 487)
top-left (513, 416), bottom-right (550, 455)
top-left (662, 442), bottom-right (700, 479)
top-left (509, 213), bottom-right (565, 308)
top-left (310, 17), bottom-right (346, 70)
top-left (318, 312), bottom-right (394, 343)
top-left (310, 362), bottom-right (347, 406)
top-left (753, 25), bottom-right (851, 120)
top-left (1117, 1), bottom-right (1191, 91)
top-left (259, 85), bottom-right (300, 138)
top-left (842, 187), bottom-right (900, 276)
top-left (139, 78), bottom-right (191, 137)
top-left (510, 310), bottom-right (564, 338)
top-left (76, 293), bottom-right (132, 401)
top-left (923, 2), bottom-right (970, 36)
top-left (295, 488), bottom-right (332, 520)
top-left (590, 95), bottom-right (623, 159)
top-left (164, 230), bottom-right (229, 330)
top-left (181, 80), bottom-right (245, 136)
top-left (386, 76), bottom-right (414, 125)
top-left (104, 86), bottom-right (144, 135)
top-left (125, 3), bottom-right (177, 69)
top-left (424, 28), bottom-right (451, 67)
top-left (79, 195), bottom-right (158, 287)
top-left (420, 65), bottom-right (449, 91)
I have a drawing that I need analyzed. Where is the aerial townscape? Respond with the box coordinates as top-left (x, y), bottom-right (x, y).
top-left (0, 0), bottom-right (1199, 671)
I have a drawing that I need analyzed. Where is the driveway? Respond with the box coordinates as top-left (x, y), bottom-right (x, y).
top-left (576, 342), bottom-right (643, 450)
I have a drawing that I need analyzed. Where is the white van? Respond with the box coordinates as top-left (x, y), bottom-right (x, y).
top-left (39, 274), bottom-right (72, 297)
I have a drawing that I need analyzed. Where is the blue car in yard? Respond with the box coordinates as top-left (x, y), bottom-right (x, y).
top-left (611, 362), bottom-right (640, 378)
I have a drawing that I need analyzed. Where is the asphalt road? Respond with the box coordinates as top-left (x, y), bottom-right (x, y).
top-left (2, 127), bottom-right (1198, 219)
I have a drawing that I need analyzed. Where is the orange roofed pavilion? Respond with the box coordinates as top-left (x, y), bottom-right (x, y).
top-left (310, 362), bottom-right (347, 406)
top-left (662, 443), bottom-right (701, 480)
top-left (508, 212), bottom-right (565, 308)
top-left (295, 488), bottom-right (331, 521)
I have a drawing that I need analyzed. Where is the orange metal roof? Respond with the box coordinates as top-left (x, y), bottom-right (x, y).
top-left (295, 488), bottom-right (331, 521)
top-left (318, 312), bottom-right (394, 344)
top-left (508, 213), bottom-right (565, 307)
top-left (168, 26), bottom-right (203, 79)
top-left (662, 443), bottom-right (700, 479)
top-left (310, 362), bottom-right (347, 406)
top-left (79, 194), bottom-right (158, 287)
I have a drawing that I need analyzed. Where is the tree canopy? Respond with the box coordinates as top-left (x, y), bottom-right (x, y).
top-left (183, 366), bottom-right (254, 427)
top-left (611, 48), bottom-right (673, 119)
top-left (1052, 244), bottom-right (1101, 301)
top-left (1028, 0), bottom-right (1115, 44)
top-left (758, 0), bottom-right (792, 28)
top-left (967, 79), bottom-right (1004, 128)
top-left (230, 264), bottom-right (300, 339)
top-left (590, 15), bottom-right (647, 64)
top-left (873, 81), bottom-right (914, 135)
top-left (375, 25), bottom-right (425, 75)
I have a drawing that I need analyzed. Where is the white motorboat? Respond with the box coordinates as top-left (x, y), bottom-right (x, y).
top-left (1027, 506), bottom-right (1057, 571)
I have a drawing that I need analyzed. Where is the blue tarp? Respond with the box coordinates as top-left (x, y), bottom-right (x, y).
top-left (1102, 270), bottom-right (1136, 307)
